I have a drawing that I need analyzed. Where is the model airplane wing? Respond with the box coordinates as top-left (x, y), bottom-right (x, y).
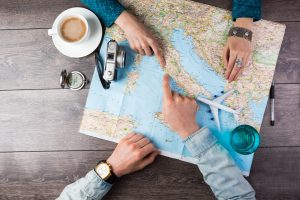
top-left (213, 89), bottom-right (235, 104)
top-left (210, 105), bottom-right (221, 130)
top-left (196, 89), bottom-right (241, 130)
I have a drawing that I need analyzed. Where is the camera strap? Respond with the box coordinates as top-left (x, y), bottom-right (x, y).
top-left (95, 46), bottom-right (111, 89)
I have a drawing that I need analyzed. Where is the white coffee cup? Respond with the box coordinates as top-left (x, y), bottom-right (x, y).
top-left (48, 13), bottom-right (89, 44)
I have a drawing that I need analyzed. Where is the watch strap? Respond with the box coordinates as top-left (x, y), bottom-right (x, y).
top-left (228, 26), bottom-right (253, 42)
top-left (105, 169), bottom-right (118, 184)
top-left (95, 160), bottom-right (118, 184)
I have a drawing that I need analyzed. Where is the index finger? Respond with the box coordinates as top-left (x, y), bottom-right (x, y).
top-left (149, 40), bottom-right (166, 67)
top-left (162, 74), bottom-right (172, 101)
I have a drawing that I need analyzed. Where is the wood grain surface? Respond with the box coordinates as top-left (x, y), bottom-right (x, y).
top-left (0, 29), bottom-right (95, 90)
top-left (0, 0), bottom-right (299, 199)
top-left (260, 84), bottom-right (300, 146)
top-left (0, 148), bottom-right (299, 200)
top-left (0, 85), bottom-right (299, 152)
top-left (0, 0), bottom-right (299, 30)
top-left (0, 89), bottom-right (115, 152)
top-left (0, 13), bottom-right (299, 90)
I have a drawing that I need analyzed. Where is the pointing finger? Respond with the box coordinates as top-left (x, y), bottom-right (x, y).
top-left (150, 39), bottom-right (166, 67)
top-left (162, 74), bottom-right (173, 101)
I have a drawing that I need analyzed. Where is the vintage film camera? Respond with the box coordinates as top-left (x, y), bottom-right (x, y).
top-left (103, 40), bottom-right (126, 82)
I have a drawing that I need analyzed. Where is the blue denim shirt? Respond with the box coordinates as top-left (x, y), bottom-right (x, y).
top-left (57, 127), bottom-right (255, 200)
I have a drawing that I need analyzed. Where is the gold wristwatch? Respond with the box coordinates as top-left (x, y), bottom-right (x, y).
top-left (94, 160), bottom-right (118, 184)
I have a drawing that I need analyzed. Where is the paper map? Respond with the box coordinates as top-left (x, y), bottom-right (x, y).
top-left (80, 0), bottom-right (285, 175)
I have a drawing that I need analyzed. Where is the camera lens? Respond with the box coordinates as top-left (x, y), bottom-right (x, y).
top-left (117, 49), bottom-right (126, 68)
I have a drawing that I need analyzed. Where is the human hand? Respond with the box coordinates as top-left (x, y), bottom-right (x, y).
top-left (107, 133), bottom-right (159, 177)
top-left (115, 11), bottom-right (166, 67)
top-left (162, 74), bottom-right (200, 139)
top-left (223, 18), bottom-right (253, 82)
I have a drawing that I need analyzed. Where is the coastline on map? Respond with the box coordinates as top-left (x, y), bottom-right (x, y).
top-left (80, 109), bottom-right (136, 141)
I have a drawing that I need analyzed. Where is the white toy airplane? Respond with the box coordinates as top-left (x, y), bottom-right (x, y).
top-left (196, 89), bottom-right (241, 130)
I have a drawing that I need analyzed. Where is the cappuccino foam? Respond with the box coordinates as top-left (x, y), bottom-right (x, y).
top-left (61, 17), bottom-right (86, 42)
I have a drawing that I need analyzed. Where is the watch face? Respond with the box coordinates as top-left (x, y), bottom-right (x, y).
top-left (96, 163), bottom-right (111, 179)
top-left (67, 72), bottom-right (84, 89)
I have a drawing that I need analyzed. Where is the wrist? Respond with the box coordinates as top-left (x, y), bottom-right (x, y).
top-left (94, 160), bottom-right (119, 184)
top-left (115, 10), bottom-right (131, 31)
top-left (234, 18), bottom-right (253, 30)
top-left (106, 156), bottom-right (123, 177)
top-left (179, 124), bottom-right (200, 140)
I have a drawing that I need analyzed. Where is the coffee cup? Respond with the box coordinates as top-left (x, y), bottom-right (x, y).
top-left (48, 13), bottom-right (89, 44)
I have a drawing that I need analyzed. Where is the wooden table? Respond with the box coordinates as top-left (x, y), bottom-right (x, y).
top-left (0, 0), bottom-right (299, 199)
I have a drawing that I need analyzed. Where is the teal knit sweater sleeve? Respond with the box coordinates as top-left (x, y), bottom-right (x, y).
top-left (232, 0), bottom-right (261, 21)
top-left (81, 0), bottom-right (125, 27)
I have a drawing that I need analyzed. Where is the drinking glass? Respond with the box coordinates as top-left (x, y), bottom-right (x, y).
top-left (230, 125), bottom-right (260, 155)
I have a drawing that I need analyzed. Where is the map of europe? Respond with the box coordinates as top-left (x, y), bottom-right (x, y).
top-left (80, 0), bottom-right (285, 175)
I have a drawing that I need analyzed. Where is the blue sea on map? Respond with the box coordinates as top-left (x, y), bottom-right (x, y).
top-left (85, 28), bottom-right (269, 174)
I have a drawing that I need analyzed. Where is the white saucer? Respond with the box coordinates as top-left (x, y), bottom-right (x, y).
top-left (50, 7), bottom-right (103, 58)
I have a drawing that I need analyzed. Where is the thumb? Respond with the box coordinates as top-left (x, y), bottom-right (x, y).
top-left (139, 151), bottom-right (159, 169)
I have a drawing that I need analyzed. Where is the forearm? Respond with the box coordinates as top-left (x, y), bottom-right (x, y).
top-left (232, 0), bottom-right (261, 21)
top-left (234, 18), bottom-right (253, 29)
top-left (57, 170), bottom-right (112, 200)
top-left (81, 0), bottom-right (125, 27)
top-left (183, 127), bottom-right (255, 200)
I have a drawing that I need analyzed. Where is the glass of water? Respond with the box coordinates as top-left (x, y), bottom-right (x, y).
top-left (230, 125), bottom-right (260, 155)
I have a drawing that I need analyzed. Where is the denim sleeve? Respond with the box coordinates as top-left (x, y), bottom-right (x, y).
top-left (232, 0), bottom-right (261, 21)
top-left (183, 127), bottom-right (256, 200)
top-left (81, 0), bottom-right (125, 27)
top-left (57, 170), bottom-right (112, 200)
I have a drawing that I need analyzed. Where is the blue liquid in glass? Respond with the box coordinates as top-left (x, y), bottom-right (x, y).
top-left (230, 125), bottom-right (260, 155)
